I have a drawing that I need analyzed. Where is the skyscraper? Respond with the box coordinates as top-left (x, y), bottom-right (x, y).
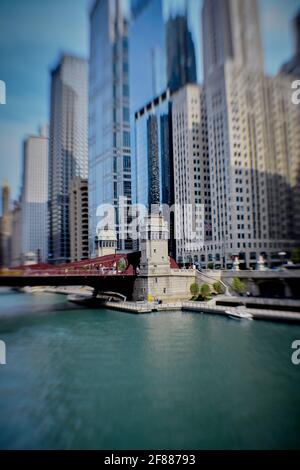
top-left (269, 9), bottom-right (300, 244)
top-left (129, 0), bottom-right (166, 215)
top-left (130, 0), bottom-right (197, 214)
top-left (135, 90), bottom-right (173, 209)
top-left (0, 182), bottom-right (12, 268)
top-left (172, 84), bottom-right (211, 266)
top-left (69, 177), bottom-right (89, 262)
top-left (89, 0), bottom-right (132, 254)
top-left (134, 90), bottom-right (175, 254)
top-left (130, 0), bottom-right (166, 114)
top-left (166, 15), bottom-right (197, 93)
top-left (48, 54), bottom-right (88, 263)
top-left (280, 10), bottom-right (300, 76)
top-left (1, 182), bottom-right (10, 216)
top-left (202, 0), bottom-right (272, 268)
top-left (22, 132), bottom-right (49, 263)
top-left (202, 0), bottom-right (300, 268)
top-left (264, 75), bottom-right (300, 244)
top-left (202, 0), bottom-right (263, 81)
top-left (11, 200), bottom-right (22, 267)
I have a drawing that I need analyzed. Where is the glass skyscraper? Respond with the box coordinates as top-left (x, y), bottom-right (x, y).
top-left (280, 10), bottom-right (300, 76)
top-left (129, 0), bottom-right (166, 114)
top-left (89, 0), bottom-right (132, 254)
top-left (130, 0), bottom-right (198, 255)
top-left (129, 0), bottom-right (197, 112)
top-left (129, 0), bottom-right (166, 210)
top-left (22, 132), bottom-right (49, 263)
top-left (135, 90), bottom-right (173, 209)
top-left (0, 183), bottom-right (12, 268)
top-left (48, 54), bottom-right (88, 264)
top-left (166, 14), bottom-right (197, 93)
top-left (134, 90), bottom-right (175, 255)
top-left (130, 0), bottom-right (197, 208)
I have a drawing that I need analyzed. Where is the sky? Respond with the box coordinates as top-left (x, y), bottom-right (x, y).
top-left (0, 0), bottom-right (299, 200)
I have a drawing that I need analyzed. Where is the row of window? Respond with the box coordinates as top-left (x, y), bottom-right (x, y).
top-left (113, 131), bottom-right (131, 148)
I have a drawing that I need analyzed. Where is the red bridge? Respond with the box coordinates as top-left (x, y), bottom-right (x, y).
top-left (0, 251), bottom-right (180, 299)
top-left (0, 252), bottom-right (143, 299)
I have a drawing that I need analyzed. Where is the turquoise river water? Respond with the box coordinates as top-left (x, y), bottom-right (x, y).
top-left (0, 290), bottom-right (299, 450)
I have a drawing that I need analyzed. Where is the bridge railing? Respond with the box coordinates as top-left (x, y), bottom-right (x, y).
top-left (1, 268), bottom-right (135, 277)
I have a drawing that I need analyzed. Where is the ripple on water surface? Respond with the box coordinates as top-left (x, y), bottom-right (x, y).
top-left (0, 291), bottom-right (300, 449)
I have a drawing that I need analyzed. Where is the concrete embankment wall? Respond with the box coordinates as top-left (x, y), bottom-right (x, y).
top-left (133, 271), bottom-right (196, 302)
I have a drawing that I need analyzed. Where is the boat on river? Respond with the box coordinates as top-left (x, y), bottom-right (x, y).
top-left (67, 291), bottom-right (127, 307)
top-left (67, 294), bottom-right (106, 308)
top-left (225, 306), bottom-right (253, 320)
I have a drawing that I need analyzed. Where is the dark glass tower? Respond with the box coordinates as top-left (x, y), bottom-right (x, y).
top-left (135, 91), bottom-right (175, 254)
top-left (130, 0), bottom-right (197, 256)
top-left (129, 0), bottom-right (166, 114)
top-left (280, 10), bottom-right (300, 76)
top-left (147, 115), bottom-right (160, 207)
top-left (135, 91), bottom-right (173, 209)
top-left (166, 15), bottom-right (197, 93)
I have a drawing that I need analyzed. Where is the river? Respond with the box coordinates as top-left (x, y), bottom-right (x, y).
top-left (0, 290), bottom-right (299, 450)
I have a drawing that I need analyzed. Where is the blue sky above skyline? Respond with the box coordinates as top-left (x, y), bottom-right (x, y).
top-left (0, 0), bottom-right (299, 200)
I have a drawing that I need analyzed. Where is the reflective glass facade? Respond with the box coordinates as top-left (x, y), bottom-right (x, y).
top-left (22, 135), bottom-right (49, 263)
top-left (129, 0), bottom-right (166, 114)
top-left (166, 15), bottom-right (197, 93)
top-left (89, 0), bottom-right (132, 254)
top-left (49, 55), bottom-right (88, 264)
top-left (130, 0), bottom-right (198, 209)
top-left (135, 90), bottom-right (173, 209)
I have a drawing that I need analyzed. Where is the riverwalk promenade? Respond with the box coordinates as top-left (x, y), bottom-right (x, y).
top-left (104, 299), bottom-right (300, 323)
top-left (22, 286), bottom-right (300, 324)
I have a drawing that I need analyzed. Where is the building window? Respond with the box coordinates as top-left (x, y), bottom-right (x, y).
top-left (123, 84), bottom-right (129, 97)
top-left (123, 107), bottom-right (129, 122)
top-left (123, 37), bottom-right (128, 51)
top-left (123, 155), bottom-right (131, 171)
top-left (123, 61), bottom-right (128, 74)
top-left (123, 131), bottom-right (130, 147)
top-left (124, 181), bottom-right (131, 197)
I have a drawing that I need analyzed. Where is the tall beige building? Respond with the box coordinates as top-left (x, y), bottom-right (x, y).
top-left (200, 0), bottom-right (299, 269)
top-left (202, 0), bottom-right (263, 80)
top-left (69, 177), bottom-right (89, 262)
top-left (172, 84), bottom-right (211, 265)
top-left (264, 74), bottom-right (300, 244)
top-left (273, 10), bottom-right (300, 243)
